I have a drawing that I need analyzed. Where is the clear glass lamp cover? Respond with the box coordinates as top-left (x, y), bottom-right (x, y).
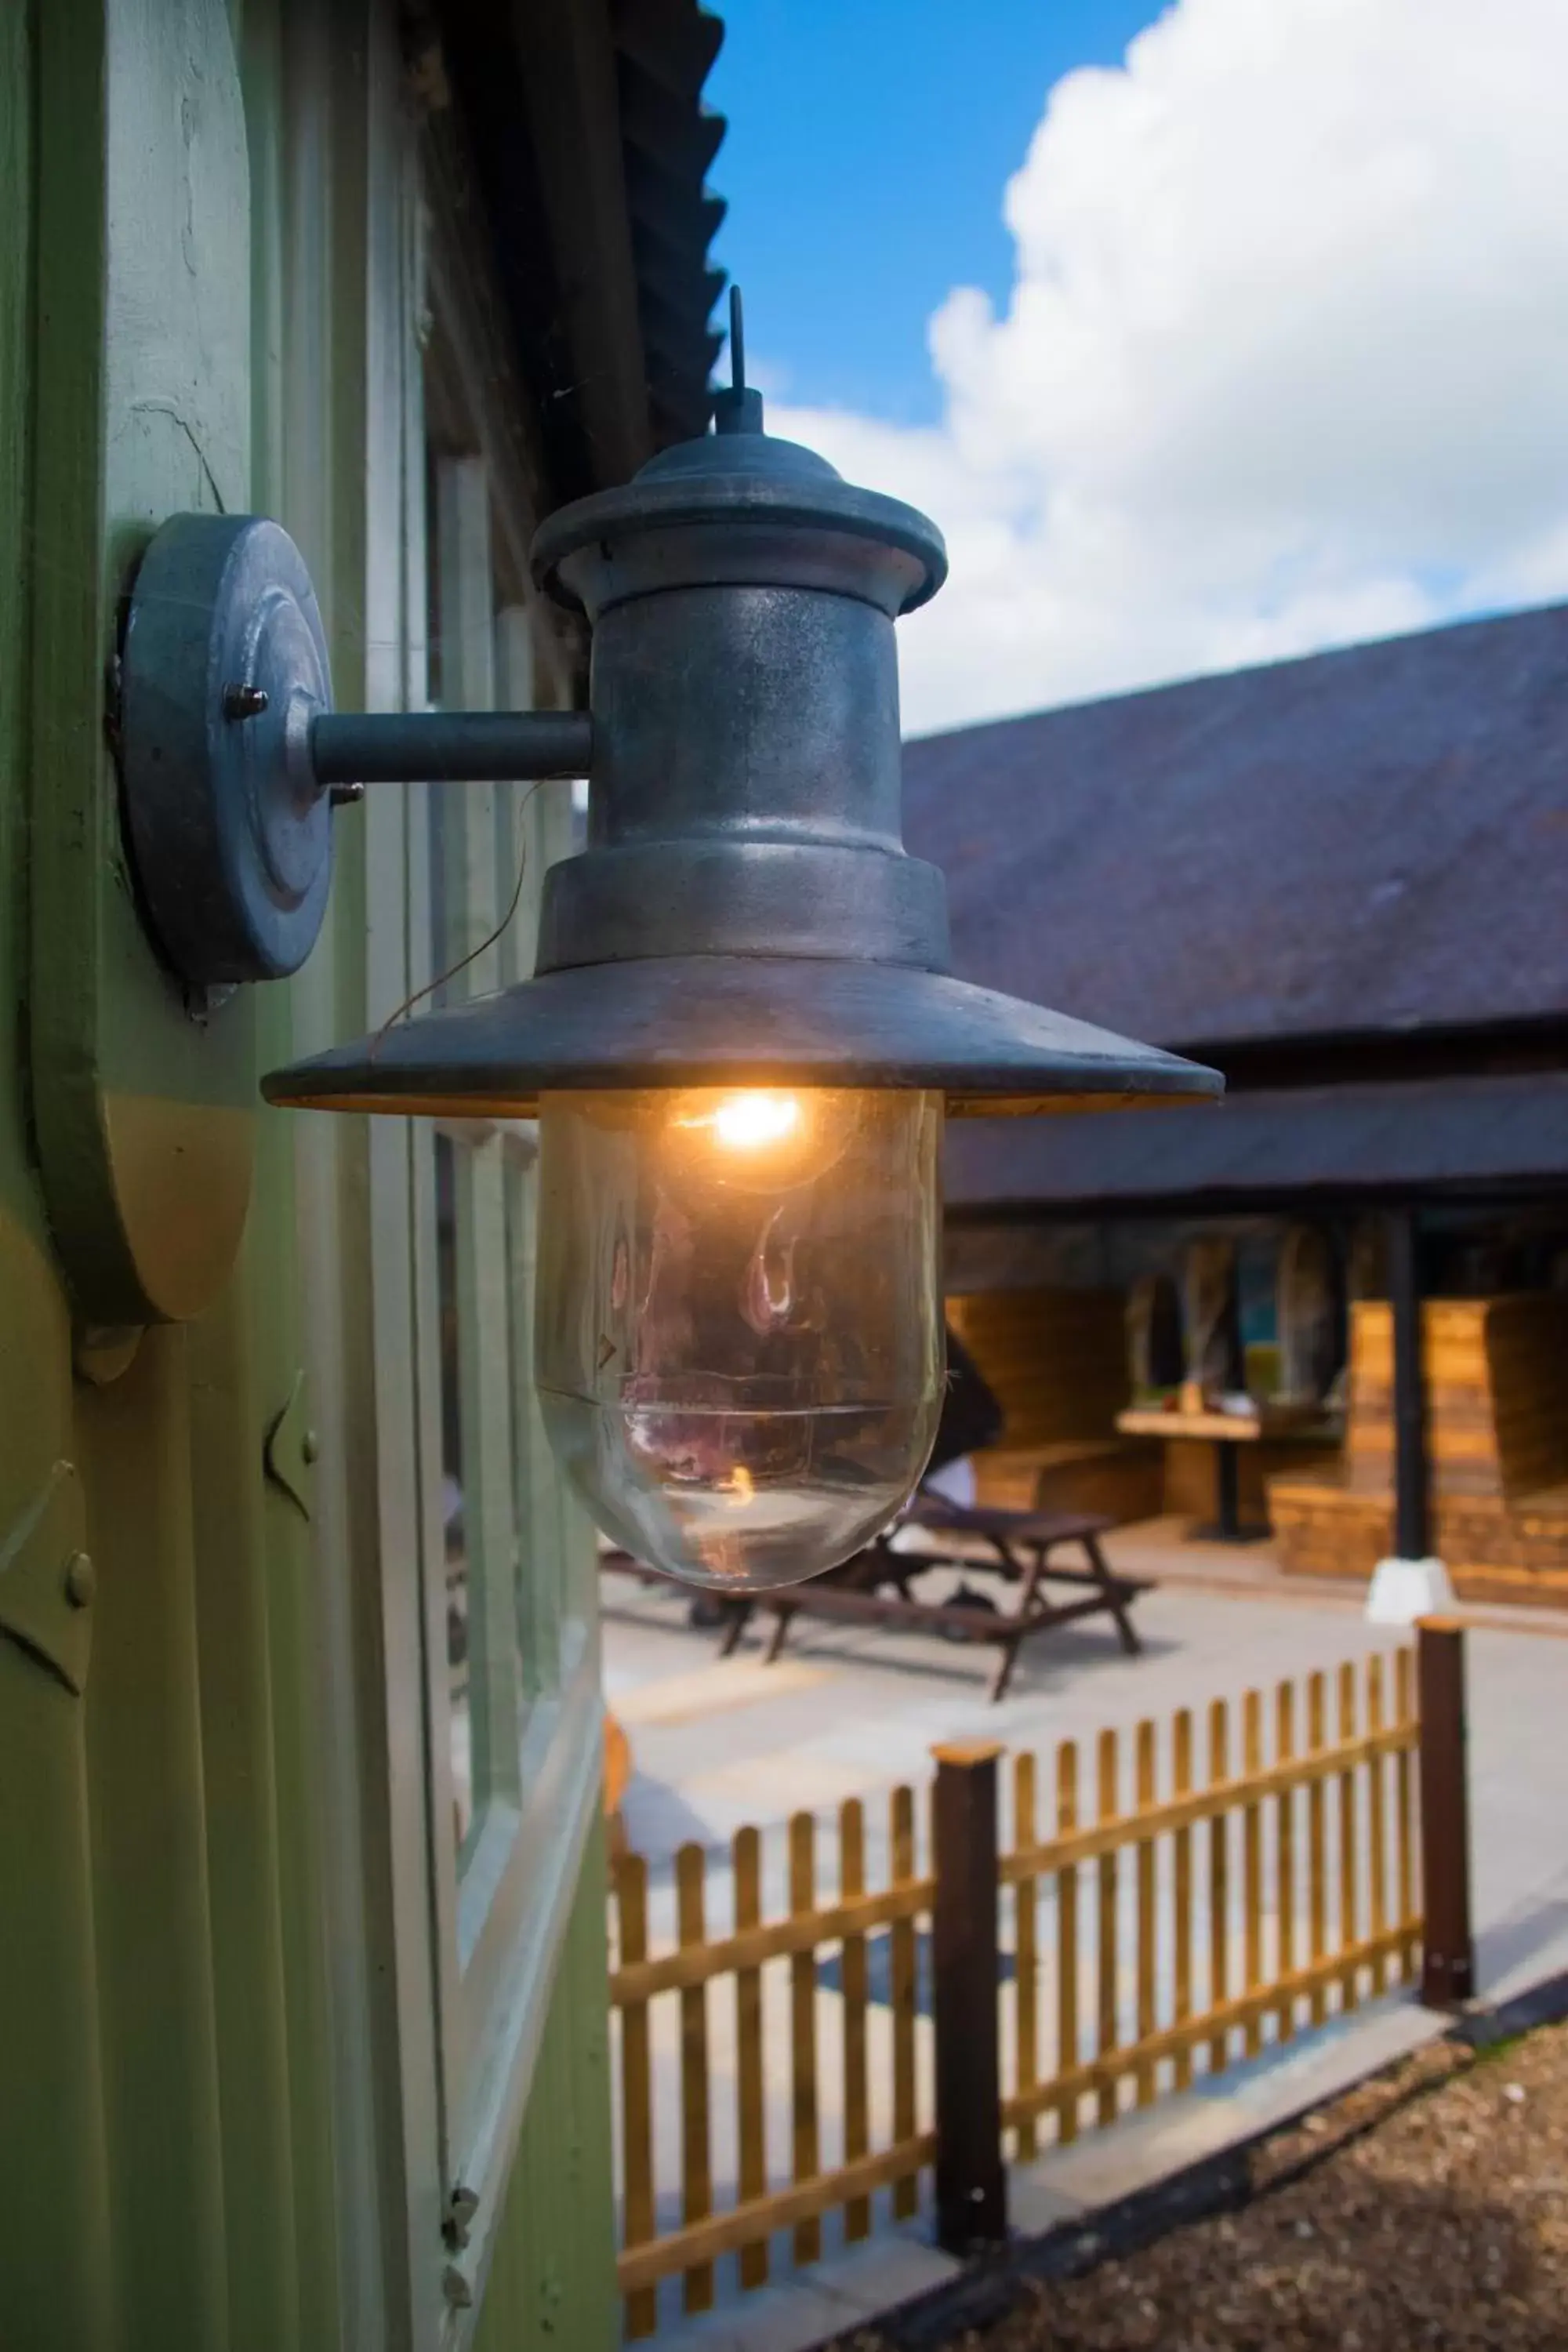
top-left (535, 1087), bottom-right (944, 1590)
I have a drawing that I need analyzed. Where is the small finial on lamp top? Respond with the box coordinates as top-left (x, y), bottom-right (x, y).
top-left (713, 284), bottom-right (764, 434)
top-left (728, 282), bottom-right (745, 388)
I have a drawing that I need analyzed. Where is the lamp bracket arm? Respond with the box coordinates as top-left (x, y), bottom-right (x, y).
top-left (308, 709), bottom-right (592, 788)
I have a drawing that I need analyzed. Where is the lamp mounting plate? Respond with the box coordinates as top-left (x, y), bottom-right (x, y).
top-left (120, 512), bottom-right (336, 991)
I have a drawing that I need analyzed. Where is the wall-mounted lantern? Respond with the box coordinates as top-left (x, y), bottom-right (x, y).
top-left (119, 297), bottom-right (1220, 1593)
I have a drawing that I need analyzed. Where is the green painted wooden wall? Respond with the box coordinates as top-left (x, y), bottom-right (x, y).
top-left (0, 12), bottom-right (116, 2347)
top-left (473, 1820), bottom-right (622, 2352)
top-left (0, 2), bottom-right (618, 2345)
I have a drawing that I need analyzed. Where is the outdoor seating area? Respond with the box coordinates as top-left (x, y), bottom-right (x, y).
top-left (603, 1491), bottom-right (1149, 1705)
top-left (941, 1265), bottom-right (1346, 1547)
top-left (942, 1232), bottom-right (1568, 1608)
top-left (600, 1232), bottom-right (1568, 1701)
top-left (937, 1244), bottom-right (1568, 1602)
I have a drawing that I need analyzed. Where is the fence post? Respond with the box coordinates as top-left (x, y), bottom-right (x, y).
top-left (1417, 1618), bottom-right (1474, 2009)
top-left (931, 1740), bottom-right (1007, 2254)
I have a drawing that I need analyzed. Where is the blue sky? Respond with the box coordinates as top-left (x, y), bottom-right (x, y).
top-left (706, 0), bottom-right (1169, 425)
top-left (702, 1), bottom-right (1566, 738)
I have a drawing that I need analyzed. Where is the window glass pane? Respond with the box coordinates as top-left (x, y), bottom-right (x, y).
top-left (421, 391), bottom-right (592, 1944)
top-left (428, 829), bottom-right (524, 1856)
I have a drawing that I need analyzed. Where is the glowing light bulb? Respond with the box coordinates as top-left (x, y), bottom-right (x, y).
top-left (702, 1091), bottom-right (801, 1151)
top-left (535, 1087), bottom-right (943, 1591)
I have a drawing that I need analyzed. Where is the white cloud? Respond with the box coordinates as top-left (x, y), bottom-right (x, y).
top-left (771, 0), bottom-right (1568, 736)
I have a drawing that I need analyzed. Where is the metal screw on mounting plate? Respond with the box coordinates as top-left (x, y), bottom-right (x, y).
top-left (328, 782), bottom-right (365, 808)
top-left (64, 1552), bottom-right (96, 1609)
top-left (222, 682), bottom-right (270, 721)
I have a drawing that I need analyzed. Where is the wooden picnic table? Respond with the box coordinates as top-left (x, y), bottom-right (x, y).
top-left (713, 1494), bottom-right (1150, 1703)
top-left (1115, 1401), bottom-right (1330, 1542)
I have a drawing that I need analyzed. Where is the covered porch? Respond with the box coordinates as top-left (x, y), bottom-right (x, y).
top-left (942, 1067), bottom-right (1568, 1609)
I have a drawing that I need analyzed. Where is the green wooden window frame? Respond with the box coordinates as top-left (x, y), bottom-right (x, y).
top-left (273, 35), bottom-right (606, 2324)
top-left (406, 260), bottom-right (602, 2288)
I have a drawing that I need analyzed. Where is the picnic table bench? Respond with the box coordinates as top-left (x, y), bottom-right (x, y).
top-left (712, 1493), bottom-right (1150, 1702)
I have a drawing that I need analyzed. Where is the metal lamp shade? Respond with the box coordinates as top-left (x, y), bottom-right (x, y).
top-left (260, 952), bottom-right (1214, 1118)
top-left (263, 412), bottom-right (1221, 1121)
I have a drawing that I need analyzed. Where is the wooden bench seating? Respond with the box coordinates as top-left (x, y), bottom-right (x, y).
top-left (947, 1288), bottom-right (1165, 1526)
top-left (1269, 1295), bottom-right (1568, 1607)
top-left (1268, 1476), bottom-right (1568, 1606)
top-left (972, 1436), bottom-right (1165, 1522)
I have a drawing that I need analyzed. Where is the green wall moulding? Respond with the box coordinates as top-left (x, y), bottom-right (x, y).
top-left (30, 0), bottom-right (257, 1327)
top-left (262, 1369), bottom-right (317, 1521)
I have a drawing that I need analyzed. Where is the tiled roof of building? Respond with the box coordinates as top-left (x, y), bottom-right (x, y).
top-left (903, 604), bottom-right (1568, 1056)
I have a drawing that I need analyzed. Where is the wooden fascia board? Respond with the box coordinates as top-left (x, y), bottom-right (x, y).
top-left (506, 0), bottom-right (652, 488)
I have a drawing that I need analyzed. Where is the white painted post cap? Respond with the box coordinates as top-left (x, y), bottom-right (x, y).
top-left (1365, 1555), bottom-right (1456, 1625)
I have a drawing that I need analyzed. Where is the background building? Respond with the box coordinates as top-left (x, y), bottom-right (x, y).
top-left (912, 607), bottom-right (1568, 1597)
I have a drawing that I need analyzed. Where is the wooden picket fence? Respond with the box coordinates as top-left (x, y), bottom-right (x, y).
top-left (611, 1786), bottom-right (935, 2337)
top-left (609, 1628), bottom-right (1468, 2339)
top-left (1004, 1652), bottom-right (1419, 2154)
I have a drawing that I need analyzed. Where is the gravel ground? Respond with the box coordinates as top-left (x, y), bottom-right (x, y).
top-left (836, 2020), bottom-right (1568, 2352)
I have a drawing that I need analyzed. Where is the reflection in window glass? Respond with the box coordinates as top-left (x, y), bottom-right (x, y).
top-left (503, 1145), bottom-right (579, 1711)
top-left (502, 1152), bottom-right (543, 1704)
top-left (430, 787), bottom-right (568, 1864)
top-left (434, 1130), bottom-right (474, 1850)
